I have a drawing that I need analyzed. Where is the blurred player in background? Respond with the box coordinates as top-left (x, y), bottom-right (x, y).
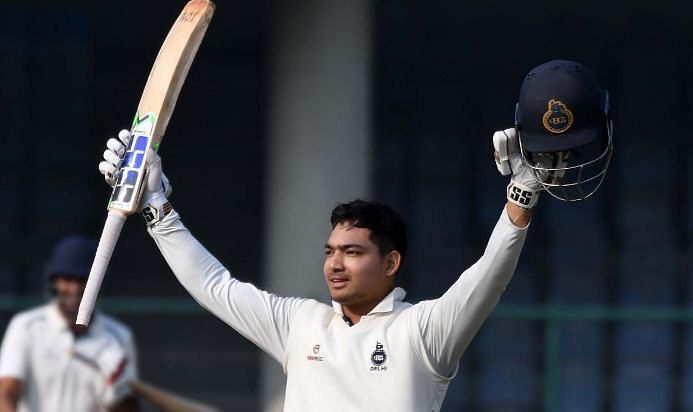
top-left (97, 59), bottom-right (610, 411)
top-left (0, 236), bottom-right (139, 412)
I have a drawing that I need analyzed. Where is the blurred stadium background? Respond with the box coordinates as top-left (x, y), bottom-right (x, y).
top-left (1, 0), bottom-right (693, 411)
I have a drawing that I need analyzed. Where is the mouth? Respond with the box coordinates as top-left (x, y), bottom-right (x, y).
top-left (329, 276), bottom-right (349, 289)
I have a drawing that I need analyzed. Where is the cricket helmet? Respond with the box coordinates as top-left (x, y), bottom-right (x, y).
top-left (515, 59), bottom-right (613, 201)
top-left (45, 236), bottom-right (95, 289)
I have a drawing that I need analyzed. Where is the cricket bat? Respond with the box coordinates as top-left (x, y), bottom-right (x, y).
top-left (76, 0), bottom-right (215, 326)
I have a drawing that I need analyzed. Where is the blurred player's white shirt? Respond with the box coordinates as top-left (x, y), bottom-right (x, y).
top-left (149, 209), bottom-right (526, 411)
top-left (0, 303), bottom-right (137, 412)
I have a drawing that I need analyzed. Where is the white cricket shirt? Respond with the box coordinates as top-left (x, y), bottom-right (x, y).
top-left (149, 208), bottom-right (527, 411)
top-left (0, 303), bottom-right (137, 412)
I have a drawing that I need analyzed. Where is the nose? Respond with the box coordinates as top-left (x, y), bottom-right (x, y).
top-left (327, 253), bottom-right (344, 273)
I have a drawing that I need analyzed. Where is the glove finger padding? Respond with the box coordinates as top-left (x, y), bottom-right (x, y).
top-left (100, 130), bottom-right (131, 187)
top-left (103, 149), bottom-right (122, 168)
top-left (493, 128), bottom-right (520, 176)
top-left (116, 129), bottom-right (132, 147)
top-left (492, 127), bottom-right (542, 209)
top-left (493, 130), bottom-right (512, 176)
top-left (106, 137), bottom-right (127, 159)
top-left (99, 161), bottom-right (118, 187)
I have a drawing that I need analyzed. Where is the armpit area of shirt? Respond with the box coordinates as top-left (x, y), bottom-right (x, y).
top-left (407, 311), bottom-right (459, 382)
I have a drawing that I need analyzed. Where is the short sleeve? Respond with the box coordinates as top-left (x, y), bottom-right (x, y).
top-left (0, 316), bottom-right (30, 380)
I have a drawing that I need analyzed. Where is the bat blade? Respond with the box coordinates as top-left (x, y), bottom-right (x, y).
top-left (77, 0), bottom-right (215, 326)
top-left (110, 0), bottom-right (215, 214)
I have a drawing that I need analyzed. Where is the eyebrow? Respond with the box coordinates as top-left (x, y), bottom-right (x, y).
top-left (324, 243), bottom-right (366, 250)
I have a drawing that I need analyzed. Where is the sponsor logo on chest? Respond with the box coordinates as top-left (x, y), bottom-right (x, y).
top-left (306, 344), bottom-right (325, 362)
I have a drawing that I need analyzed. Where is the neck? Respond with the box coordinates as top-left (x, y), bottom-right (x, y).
top-left (341, 305), bottom-right (368, 325)
top-left (59, 310), bottom-right (87, 335)
top-left (341, 288), bottom-right (394, 325)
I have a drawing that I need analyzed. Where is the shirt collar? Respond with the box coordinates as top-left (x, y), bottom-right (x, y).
top-left (331, 287), bottom-right (406, 316)
top-left (47, 302), bottom-right (70, 332)
top-left (46, 302), bottom-right (102, 335)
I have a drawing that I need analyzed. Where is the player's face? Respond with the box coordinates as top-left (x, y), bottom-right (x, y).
top-left (323, 224), bottom-right (395, 311)
top-left (53, 276), bottom-right (86, 321)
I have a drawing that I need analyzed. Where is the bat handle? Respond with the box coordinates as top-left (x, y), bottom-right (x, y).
top-left (76, 209), bottom-right (128, 326)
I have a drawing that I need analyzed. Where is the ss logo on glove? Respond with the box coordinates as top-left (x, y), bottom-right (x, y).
top-left (141, 206), bottom-right (159, 226)
top-left (509, 185), bottom-right (533, 207)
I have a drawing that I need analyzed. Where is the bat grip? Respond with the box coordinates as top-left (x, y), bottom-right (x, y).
top-left (76, 210), bottom-right (127, 326)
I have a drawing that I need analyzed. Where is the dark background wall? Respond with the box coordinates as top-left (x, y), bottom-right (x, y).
top-left (373, 1), bottom-right (693, 410)
top-left (0, 1), bottom-right (266, 409)
top-left (1, 1), bottom-right (693, 411)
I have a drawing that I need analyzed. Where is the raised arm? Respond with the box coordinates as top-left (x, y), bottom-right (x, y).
top-left (148, 210), bottom-right (305, 362)
top-left (413, 205), bottom-right (528, 376)
top-left (99, 131), bottom-right (305, 364)
top-left (412, 128), bottom-right (554, 377)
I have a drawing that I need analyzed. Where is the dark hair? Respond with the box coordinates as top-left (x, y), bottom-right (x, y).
top-left (330, 199), bottom-right (407, 264)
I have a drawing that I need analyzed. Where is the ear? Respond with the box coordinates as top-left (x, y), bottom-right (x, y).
top-left (384, 251), bottom-right (402, 277)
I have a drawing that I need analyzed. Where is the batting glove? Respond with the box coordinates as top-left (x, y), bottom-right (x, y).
top-left (98, 129), bottom-right (173, 226)
top-left (492, 127), bottom-right (566, 209)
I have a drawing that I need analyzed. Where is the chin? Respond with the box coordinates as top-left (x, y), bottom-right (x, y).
top-left (330, 290), bottom-right (353, 304)
top-left (59, 305), bottom-right (79, 319)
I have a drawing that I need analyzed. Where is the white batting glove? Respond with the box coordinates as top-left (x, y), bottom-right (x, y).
top-left (98, 130), bottom-right (131, 188)
top-left (98, 129), bottom-right (173, 225)
top-left (493, 128), bottom-right (565, 209)
top-left (139, 149), bottom-right (173, 226)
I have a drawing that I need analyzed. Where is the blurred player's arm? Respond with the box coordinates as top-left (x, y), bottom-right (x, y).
top-left (0, 316), bottom-right (30, 412)
top-left (109, 395), bottom-right (140, 412)
top-left (0, 378), bottom-right (21, 412)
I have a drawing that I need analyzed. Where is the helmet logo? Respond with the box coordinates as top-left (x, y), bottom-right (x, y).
top-left (542, 99), bottom-right (574, 134)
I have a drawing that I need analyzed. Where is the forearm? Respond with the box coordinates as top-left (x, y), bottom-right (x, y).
top-left (0, 397), bottom-right (17, 412)
top-left (0, 378), bottom-right (21, 412)
top-left (148, 210), bottom-right (231, 311)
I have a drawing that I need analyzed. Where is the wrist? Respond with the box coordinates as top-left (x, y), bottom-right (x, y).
top-left (506, 180), bottom-right (540, 209)
top-left (140, 192), bottom-right (172, 227)
top-left (506, 202), bottom-right (532, 228)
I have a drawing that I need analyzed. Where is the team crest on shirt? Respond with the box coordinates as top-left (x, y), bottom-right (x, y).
top-left (370, 341), bottom-right (388, 371)
top-left (542, 99), bottom-right (574, 134)
top-left (306, 344), bottom-right (325, 362)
